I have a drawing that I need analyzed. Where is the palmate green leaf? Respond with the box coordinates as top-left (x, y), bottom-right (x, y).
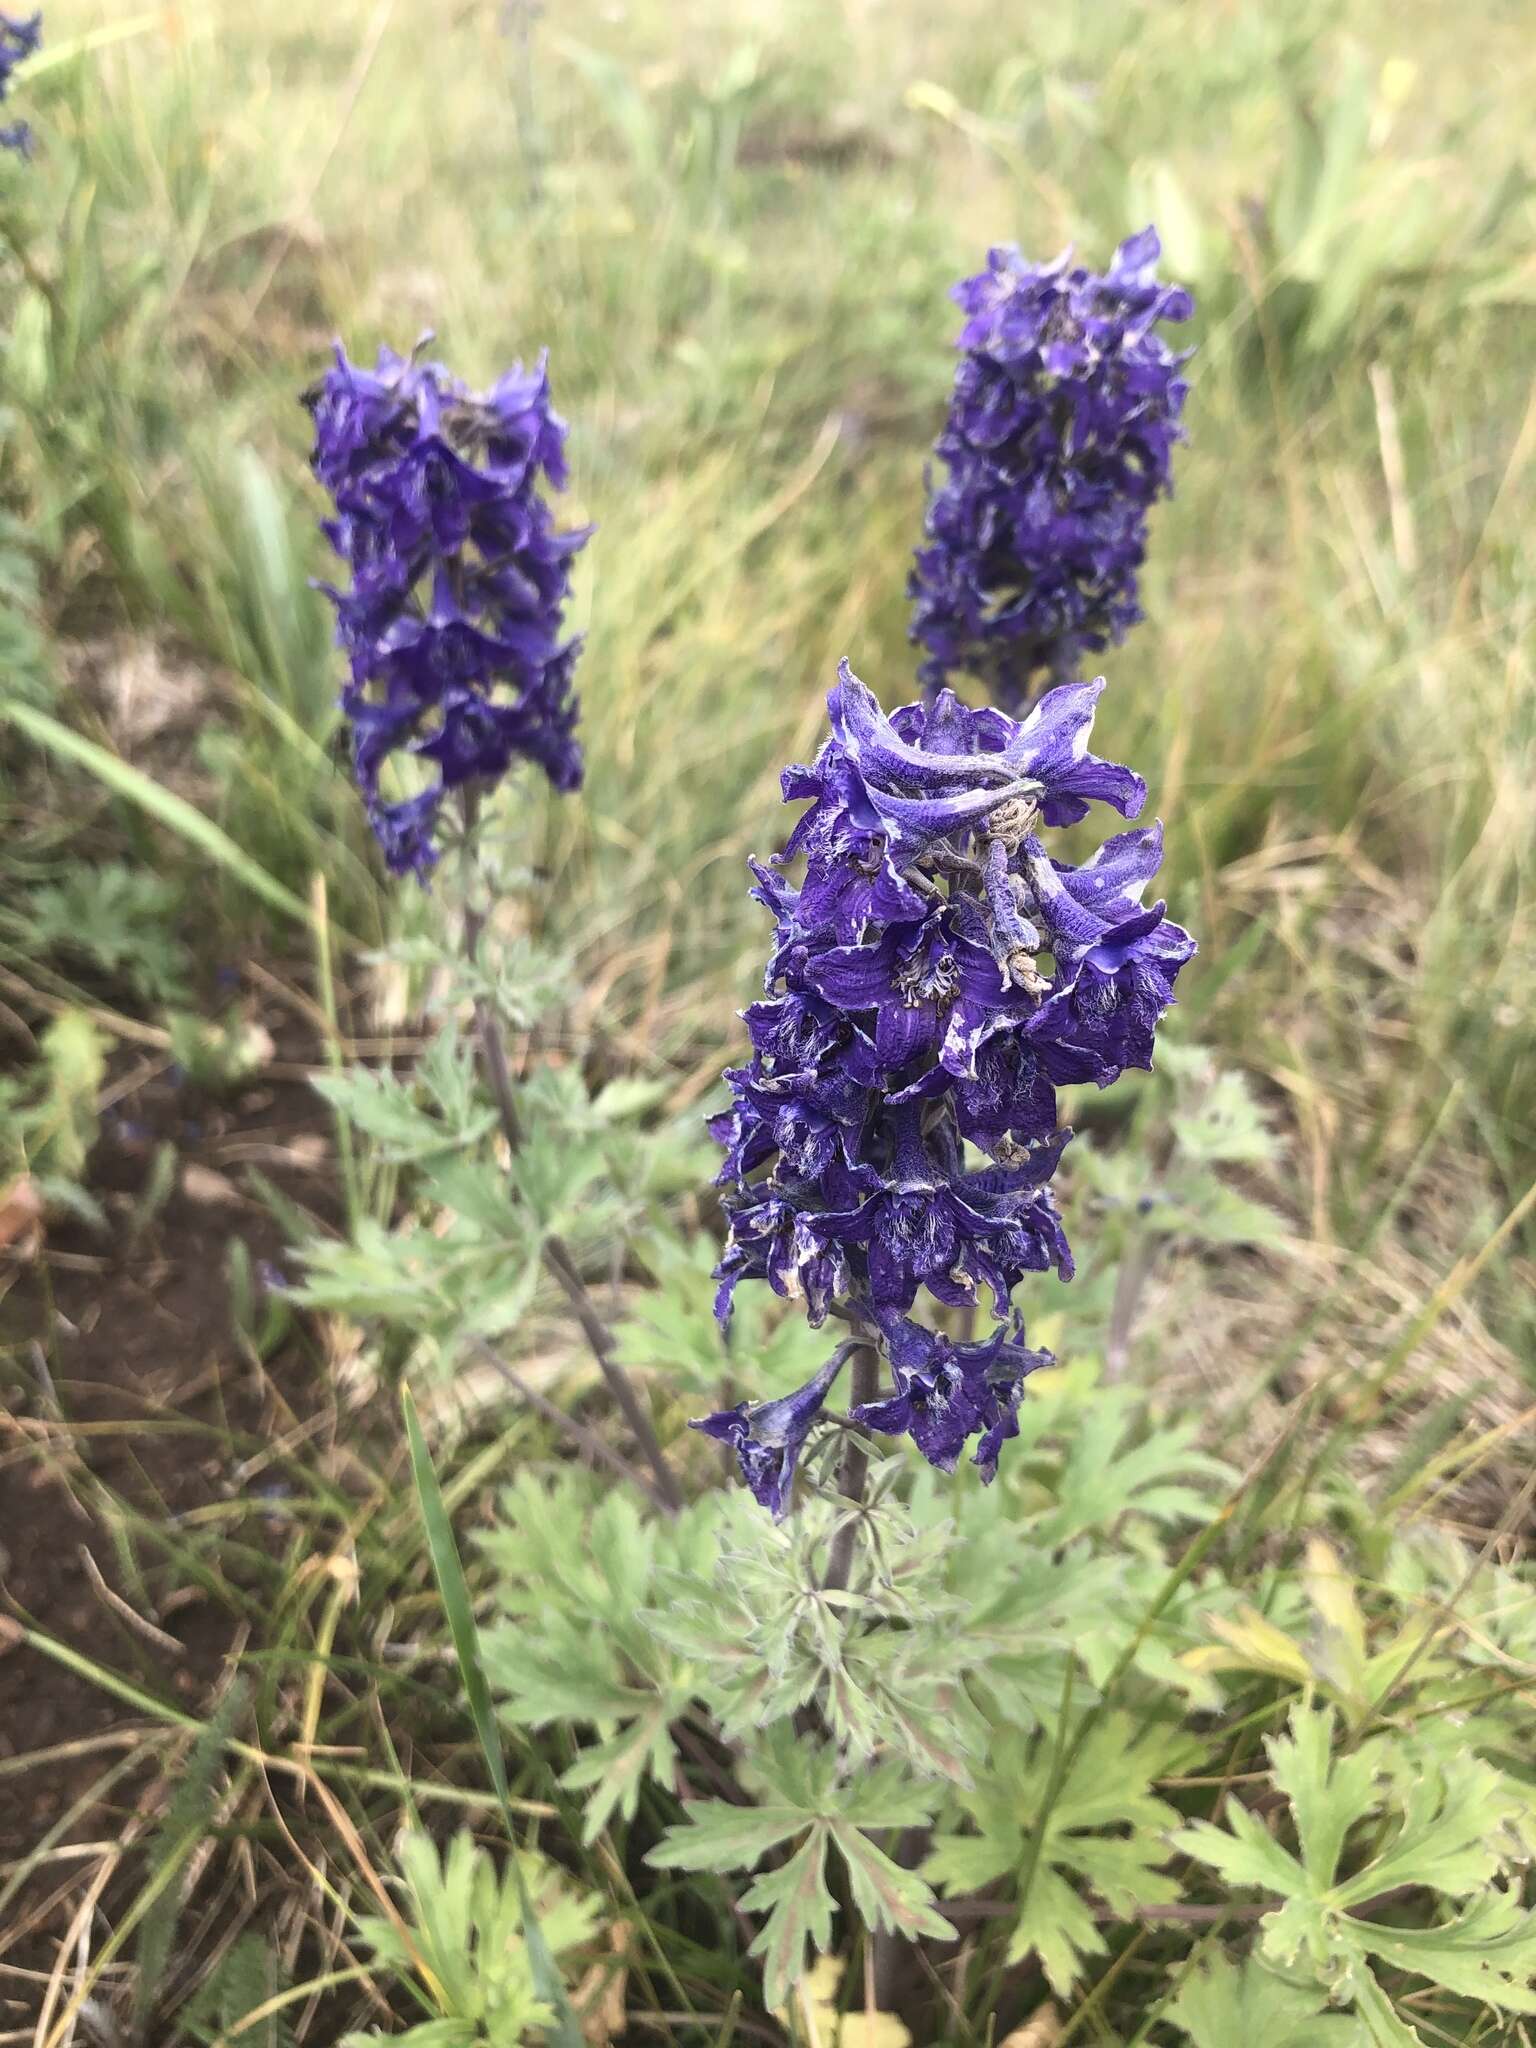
top-left (293, 1218), bottom-right (539, 1352)
top-left (483, 1473), bottom-right (718, 1640)
top-left (644, 1799), bottom-right (813, 1871)
top-left (508, 1124), bottom-right (609, 1233)
top-left (313, 1035), bottom-right (497, 1165)
top-left (615, 1229), bottom-right (835, 1400)
top-left (739, 1835), bottom-right (835, 2014)
top-left (926, 1713), bottom-right (1185, 1997)
top-left (650, 1488), bottom-right (974, 1779)
top-left (833, 1825), bottom-right (953, 1944)
top-left (344, 1829), bottom-right (600, 2048)
top-left (425, 1154), bottom-right (523, 1238)
top-left (925, 1484), bottom-right (1167, 1723)
top-left (1167, 1064), bottom-right (1280, 1167)
top-left (482, 1479), bottom-right (720, 1839)
top-left (647, 1726), bottom-right (949, 2010)
top-left (652, 1808), bottom-right (836, 2014)
top-left (1156, 1180), bottom-right (1289, 1248)
top-left (1174, 1800), bottom-right (1303, 1897)
top-left (1175, 1703), bottom-right (1536, 2043)
top-left (1269, 1702), bottom-right (1380, 1895)
top-left (588, 1076), bottom-right (673, 1123)
top-left (1357, 1890), bottom-right (1536, 2014)
top-left (1329, 1749), bottom-right (1527, 1908)
top-left (483, 1608), bottom-right (695, 1841)
top-left (25, 1011), bottom-right (106, 1181)
top-left (1006, 1378), bottom-right (1230, 1548)
top-left (24, 861), bottom-right (190, 1005)
top-left (483, 1626), bottom-right (653, 1725)
top-left (1013, 1868), bottom-right (1110, 2006)
top-left (1168, 1952), bottom-right (1369, 2048)
top-left (831, 1754), bottom-right (953, 1834)
top-left (557, 1705), bottom-right (680, 1844)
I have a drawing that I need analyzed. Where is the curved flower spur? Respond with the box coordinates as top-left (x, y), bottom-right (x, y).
top-left (695, 661), bottom-right (1193, 1516)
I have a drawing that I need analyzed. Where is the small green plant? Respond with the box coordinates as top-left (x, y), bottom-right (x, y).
top-left (22, 859), bottom-right (189, 1005)
top-left (343, 1831), bottom-right (600, 2048)
top-left (1176, 1703), bottom-right (1536, 2043)
top-left (1168, 1950), bottom-right (1367, 2048)
top-left (180, 1934), bottom-right (294, 2048)
top-left (0, 1006), bottom-right (105, 1220)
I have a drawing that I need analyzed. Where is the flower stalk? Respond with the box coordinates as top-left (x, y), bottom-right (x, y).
top-left (457, 785), bottom-right (683, 1512)
top-left (824, 1338), bottom-right (878, 1593)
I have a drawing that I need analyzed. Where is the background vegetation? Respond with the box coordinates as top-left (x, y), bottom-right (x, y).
top-left (1, 0), bottom-right (1534, 2042)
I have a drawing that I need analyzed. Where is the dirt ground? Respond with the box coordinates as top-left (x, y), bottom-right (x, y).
top-left (0, 1050), bottom-right (332, 2007)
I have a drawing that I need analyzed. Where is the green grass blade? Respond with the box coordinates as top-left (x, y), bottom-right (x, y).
top-left (0, 700), bottom-right (310, 926)
top-left (401, 1384), bottom-right (585, 2048)
top-left (20, 13), bottom-right (162, 77)
top-left (134, 1682), bottom-right (251, 2031)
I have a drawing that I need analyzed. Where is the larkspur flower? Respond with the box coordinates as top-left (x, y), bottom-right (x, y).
top-left (690, 1348), bottom-right (851, 1519)
top-left (0, 10), bottom-right (40, 156)
top-left (305, 342), bottom-right (591, 879)
top-left (853, 1309), bottom-right (1054, 1481)
top-left (910, 227), bottom-right (1192, 710)
top-left (701, 659), bottom-right (1192, 1509)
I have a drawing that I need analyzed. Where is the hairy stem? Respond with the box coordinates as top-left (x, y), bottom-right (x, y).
top-left (459, 785), bottom-right (683, 1511)
top-left (824, 1334), bottom-right (896, 2000)
top-left (824, 1339), bottom-right (878, 1592)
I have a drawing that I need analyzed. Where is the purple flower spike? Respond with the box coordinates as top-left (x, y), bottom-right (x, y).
top-left (910, 228), bottom-right (1192, 711)
top-left (702, 664), bottom-right (1192, 1505)
top-left (691, 1349), bottom-right (850, 1519)
top-left (305, 341), bottom-right (592, 878)
top-left (0, 11), bottom-right (41, 156)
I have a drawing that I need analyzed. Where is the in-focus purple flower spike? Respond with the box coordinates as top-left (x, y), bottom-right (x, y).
top-left (305, 340), bottom-right (592, 879)
top-left (690, 1348), bottom-right (850, 1519)
top-left (699, 659), bottom-right (1192, 1511)
top-left (910, 227), bottom-right (1192, 711)
top-left (0, 10), bottom-right (41, 157)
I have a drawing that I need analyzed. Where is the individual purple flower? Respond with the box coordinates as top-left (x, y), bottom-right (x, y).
top-left (778, 748), bottom-right (931, 940)
top-left (710, 1043), bottom-right (877, 1187)
top-left (830, 668), bottom-right (1147, 843)
top-left (0, 10), bottom-right (40, 156)
top-left (814, 1108), bottom-right (1073, 1314)
top-left (701, 661), bottom-right (1191, 1503)
top-left (1015, 828), bottom-right (1196, 1083)
top-left (853, 1311), bottom-right (1054, 1481)
top-left (711, 1183), bottom-right (854, 1331)
top-left (803, 911), bottom-right (966, 1070)
top-left (690, 1349), bottom-right (850, 1519)
top-left (305, 341), bottom-right (591, 879)
top-left (910, 227), bottom-right (1192, 711)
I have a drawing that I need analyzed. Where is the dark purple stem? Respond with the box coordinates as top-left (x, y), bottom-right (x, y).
top-left (824, 1334), bottom-right (879, 1593)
